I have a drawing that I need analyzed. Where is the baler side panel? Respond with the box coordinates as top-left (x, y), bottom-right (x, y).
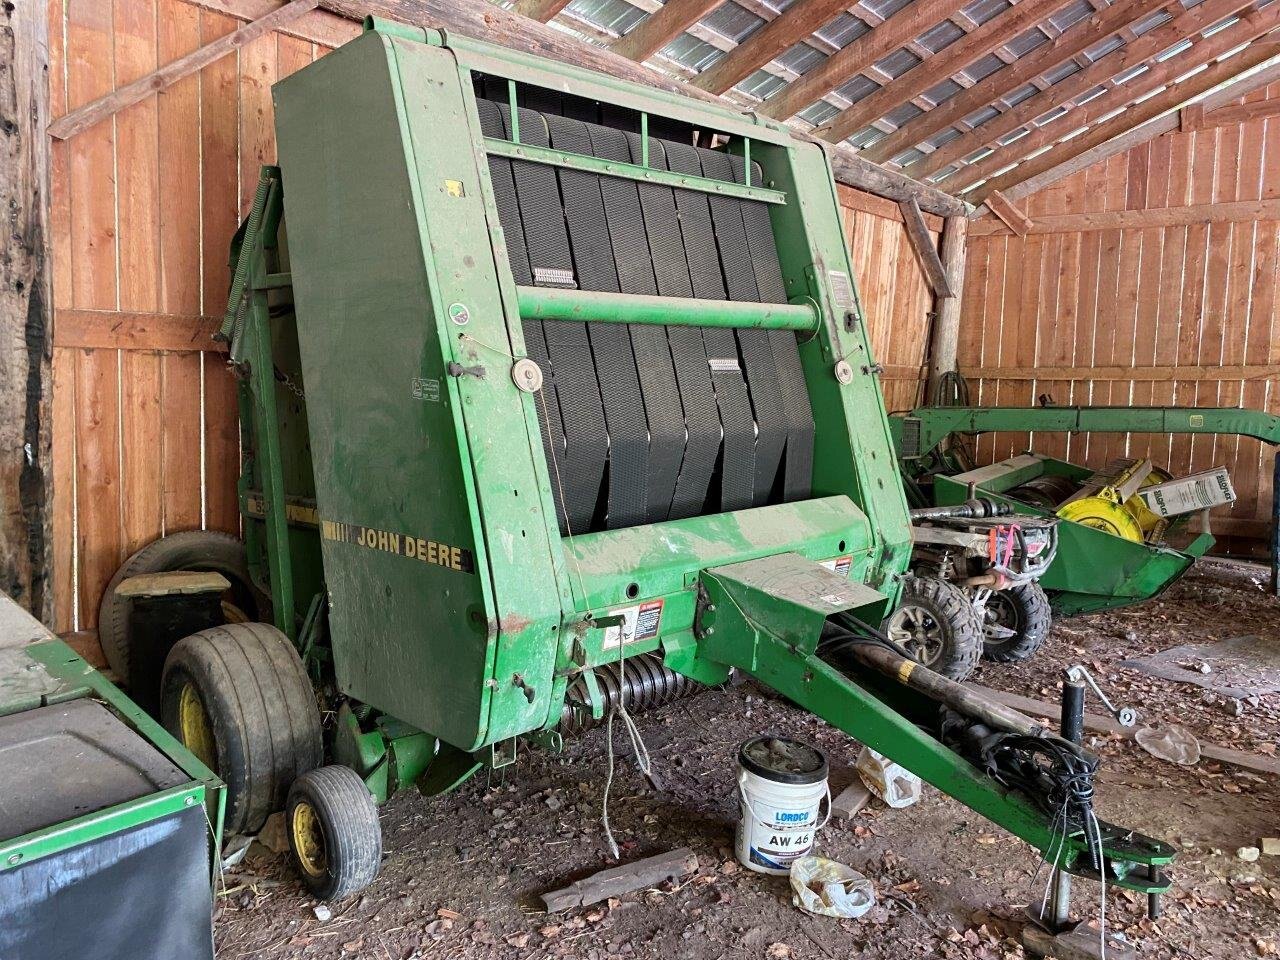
top-left (274, 34), bottom-right (499, 750)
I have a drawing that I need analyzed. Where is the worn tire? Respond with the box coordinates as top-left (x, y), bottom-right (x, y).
top-left (286, 766), bottom-right (382, 901)
top-left (882, 577), bottom-right (984, 681)
top-left (160, 622), bottom-right (321, 835)
top-left (99, 531), bottom-right (269, 689)
top-left (981, 581), bottom-right (1053, 663)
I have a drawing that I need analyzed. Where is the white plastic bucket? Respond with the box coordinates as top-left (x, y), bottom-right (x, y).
top-left (735, 736), bottom-right (830, 876)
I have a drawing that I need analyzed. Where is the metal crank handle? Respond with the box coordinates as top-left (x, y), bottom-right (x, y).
top-left (1064, 664), bottom-right (1138, 727)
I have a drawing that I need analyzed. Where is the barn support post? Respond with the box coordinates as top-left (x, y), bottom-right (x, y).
top-left (0, 0), bottom-right (54, 623)
top-left (925, 214), bottom-right (968, 402)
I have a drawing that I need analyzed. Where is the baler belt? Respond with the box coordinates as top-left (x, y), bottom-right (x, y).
top-left (698, 148), bottom-right (787, 505)
top-left (476, 99), bottom-right (569, 531)
top-left (516, 111), bottom-right (608, 534)
top-left (664, 141), bottom-right (755, 513)
top-left (545, 116), bottom-right (647, 530)
top-left (586, 122), bottom-right (684, 526)
top-left (740, 158), bottom-right (815, 502)
top-left (626, 134), bottom-right (722, 521)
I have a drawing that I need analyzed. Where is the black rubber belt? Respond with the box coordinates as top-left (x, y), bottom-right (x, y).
top-left (627, 133), bottom-right (722, 522)
top-left (475, 99), bottom-right (568, 531)
top-left (698, 148), bottom-right (788, 506)
top-left (664, 140), bottom-right (755, 513)
top-left (586, 121), bottom-right (684, 526)
top-left (738, 157), bottom-right (815, 502)
top-left (548, 114), bottom-right (649, 531)
top-left (511, 107), bottom-right (608, 534)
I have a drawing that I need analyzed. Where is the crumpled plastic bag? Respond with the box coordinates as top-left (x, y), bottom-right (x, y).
top-left (789, 856), bottom-right (876, 919)
top-left (1134, 724), bottom-right (1201, 765)
top-left (856, 746), bottom-right (922, 809)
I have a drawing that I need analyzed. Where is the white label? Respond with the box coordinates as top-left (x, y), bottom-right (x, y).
top-left (820, 555), bottom-right (853, 578)
top-left (821, 593), bottom-right (850, 606)
top-left (533, 266), bottom-right (576, 287)
top-left (828, 270), bottom-right (854, 309)
top-left (602, 599), bottom-right (664, 650)
top-left (708, 357), bottom-right (740, 372)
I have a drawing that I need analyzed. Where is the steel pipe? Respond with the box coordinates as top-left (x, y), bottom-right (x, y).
top-left (517, 286), bottom-right (820, 332)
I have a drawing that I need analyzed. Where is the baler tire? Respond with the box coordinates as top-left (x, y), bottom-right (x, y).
top-left (982, 582), bottom-right (1053, 663)
top-left (98, 531), bottom-right (269, 691)
top-left (160, 622), bottom-right (322, 835)
top-left (286, 766), bottom-right (382, 901)
top-left (883, 577), bottom-right (983, 682)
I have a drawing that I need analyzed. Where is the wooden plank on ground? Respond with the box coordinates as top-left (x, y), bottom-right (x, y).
top-left (541, 848), bottom-right (698, 912)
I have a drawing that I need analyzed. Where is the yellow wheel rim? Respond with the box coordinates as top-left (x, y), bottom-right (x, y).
top-left (178, 683), bottom-right (218, 774)
top-left (1057, 496), bottom-right (1145, 543)
top-left (291, 800), bottom-right (327, 877)
top-left (221, 600), bottom-right (249, 624)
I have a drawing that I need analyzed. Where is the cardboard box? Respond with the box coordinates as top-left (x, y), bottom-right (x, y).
top-left (1137, 467), bottom-right (1236, 518)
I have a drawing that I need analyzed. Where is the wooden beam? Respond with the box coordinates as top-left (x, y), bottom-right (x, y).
top-left (0, 0), bottom-right (53, 622)
top-left (953, 11), bottom-right (1280, 194)
top-left (181, 0), bottom-right (358, 46)
top-left (758, 0), bottom-right (973, 122)
top-left (898, 198), bottom-right (954, 298)
top-left (916, 0), bottom-right (1257, 180)
top-left (611, 0), bottom-right (724, 63)
top-left (969, 197), bottom-right (1280, 235)
top-left (1203, 93), bottom-right (1280, 127)
top-left (814, 0), bottom-right (1078, 144)
top-left (927, 215), bottom-right (967, 395)
top-left (317, 0), bottom-right (970, 217)
top-left (975, 32), bottom-right (1280, 199)
top-left (692, 0), bottom-right (851, 95)
top-left (957, 363), bottom-right (1280, 381)
top-left (1179, 102), bottom-right (1206, 132)
top-left (48, 0), bottom-right (319, 140)
top-left (1000, 56), bottom-right (1280, 202)
top-left (984, 190), bottom-right (1032, 237)
top-left (53, 310), bottom-right (227, 352)
top-left (511, 0), bottom-right (575, 22)
top-left (838, 184), bottom-right (945, 229)
top-left (861, 0), bottom-right (1170, 165)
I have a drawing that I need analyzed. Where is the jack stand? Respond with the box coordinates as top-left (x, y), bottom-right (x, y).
top-left (1022, 674), bottom-right (1135, 960)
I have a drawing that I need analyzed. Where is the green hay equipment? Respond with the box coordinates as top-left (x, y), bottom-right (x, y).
top-left (98, 18), bottom-right (1171, 924)
top-left (0, 594), bottom-right (223, 960)
top-left (892, 405), bottom-right (1280, 615)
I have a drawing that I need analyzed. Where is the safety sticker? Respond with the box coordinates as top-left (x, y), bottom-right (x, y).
top-left (820, 555), bottom-right (853, 578)
top-left (602, 599), bottom-right (664, 650)
top-left (411, 377), bottom-right (440, 402)
top-left (533, 266), bottom-right (577, 288)
top-left (708, 357), bottom-right (740, 372)
top-left (827, 270), bottom-right (854, 310)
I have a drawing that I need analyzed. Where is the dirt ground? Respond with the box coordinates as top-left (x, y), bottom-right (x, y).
top-left (215, 561), bottom-right (1280, 960)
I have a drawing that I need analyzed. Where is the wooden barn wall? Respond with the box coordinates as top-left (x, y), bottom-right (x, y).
top-left (48, 1), bottom-right (355, 632)
top-left (837, 185), bottom-right (941, 417)
top-left (959, 83), bottom-right (1280, 545)
top-left (46, 1), bottom-right (941, 633)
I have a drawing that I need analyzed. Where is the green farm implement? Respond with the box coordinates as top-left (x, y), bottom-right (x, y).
top-left (892, 405), bottom-right (1280, 615)
top-left (95, 18), bottom-right (1171, 926)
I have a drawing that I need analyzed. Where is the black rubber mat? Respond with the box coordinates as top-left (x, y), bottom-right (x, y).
top-left (587, 122), bottom-right (684, 525)
top-left (698, 148), bottom-right (787, 506)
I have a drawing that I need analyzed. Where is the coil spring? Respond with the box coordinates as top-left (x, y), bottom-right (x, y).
top-left (560, 653), bottom-right (701, 734)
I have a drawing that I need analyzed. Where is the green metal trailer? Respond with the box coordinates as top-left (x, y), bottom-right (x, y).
top-left (0, 594), bottom-right (224, 960)
top-left (891, 405), bottom-right (1280, 614)
top-left (99, 17), bottom-right (1172, 928)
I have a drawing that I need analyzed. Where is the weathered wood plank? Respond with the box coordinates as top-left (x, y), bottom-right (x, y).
top-left (898, 198), bottom-right (953, 299)
top-left (54, 309), bottom-right (225, 351)
top-left (969, 197), bottom-right (1280, 235)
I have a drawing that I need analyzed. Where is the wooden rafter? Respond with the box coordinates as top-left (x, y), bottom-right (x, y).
top-left (48, 0), bottom-right (320, 140)
top-left (758, 0), bottom-right (973, 121)
top-left (999, 55), bottom-right (1280, 200)
top-left (974, 31), bottom-right (1280, 198)
top-left (916, 0), bottom-right (1258, 180)
top-left (511, 0), bottom-right (575, 22)
top-left (860, 0), bottom-right (1172, 165)
top-left (612, 0), bottom-right (725, 63)
top-left (814, 0), bottom-right (1078, 144)
top-left (693, 0), bottom-right (852, 94)
top-left (984, 190), bottom-right (1033, 236)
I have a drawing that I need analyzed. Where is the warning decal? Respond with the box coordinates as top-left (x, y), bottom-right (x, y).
top-left (820, 555), bottom-right (853, 578)
top-left (602, 599), bottom-right (665, 650)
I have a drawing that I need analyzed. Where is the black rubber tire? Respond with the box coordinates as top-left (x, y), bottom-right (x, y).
top-left (99, 531), bottom-right (269, 689)
top-left (882, 577), bottom-right (984, 681)
top-left (286, 766), bottom-right (383, 901)
top-left (160, 622), bottom-right (322, 835)
top-left (982, 581), bottom-right (1053, 663)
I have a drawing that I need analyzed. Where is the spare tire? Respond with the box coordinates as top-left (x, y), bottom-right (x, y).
top-left (98, 531), bottom-right (268, 690)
